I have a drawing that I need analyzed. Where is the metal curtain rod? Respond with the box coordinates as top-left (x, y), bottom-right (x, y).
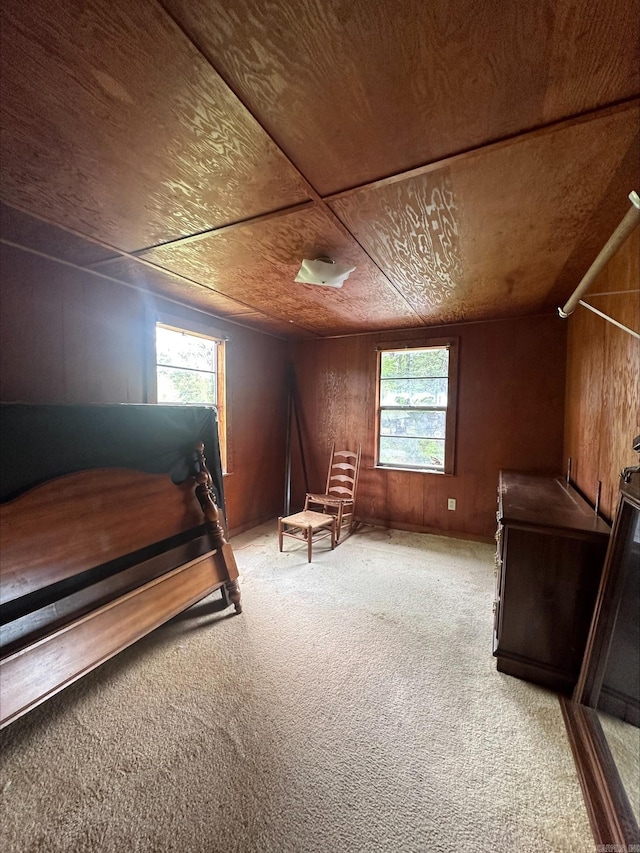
top-left (558, 190), bottom-right (640, 319)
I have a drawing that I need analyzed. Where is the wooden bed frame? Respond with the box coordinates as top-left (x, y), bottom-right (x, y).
top-left (0, 442), bottom-right (241, 729)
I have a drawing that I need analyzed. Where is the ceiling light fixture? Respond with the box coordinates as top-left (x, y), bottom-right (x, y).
top-left (294, 257), bottom-right (356, 288)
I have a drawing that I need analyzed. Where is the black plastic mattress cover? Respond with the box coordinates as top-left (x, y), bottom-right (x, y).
top-left (0, 403), bottom-right (225, 512)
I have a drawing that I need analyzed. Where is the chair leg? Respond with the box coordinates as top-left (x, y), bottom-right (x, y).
top-left (278, 517), bottom-right (283, 552)
top-left (346, 507), bottom-right (354, 535)
top-left (307, 524), bottom-right (313, 563)
top-left (336, 503), bottom-right (344, 542)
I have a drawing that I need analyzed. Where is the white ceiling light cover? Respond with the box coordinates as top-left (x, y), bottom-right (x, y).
top-left (294, 258), bottom-right (356, 288)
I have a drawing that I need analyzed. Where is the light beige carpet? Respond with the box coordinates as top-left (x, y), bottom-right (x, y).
top-left (0, 523), bottom-right (593, 852)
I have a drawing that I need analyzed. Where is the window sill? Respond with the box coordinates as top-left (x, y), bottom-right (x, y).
top-left (372, 465), bottom-right (452, 476)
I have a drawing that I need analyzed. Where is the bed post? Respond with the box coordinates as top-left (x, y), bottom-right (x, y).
top-left (194, 442), bottom-right (242, 614)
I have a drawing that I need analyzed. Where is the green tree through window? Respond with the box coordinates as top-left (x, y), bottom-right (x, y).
top-left (156, 325), bottom-right (218, 405)
top-left (154, 322), bottom-right (227, 471)
top-left (377, 343), bottom-right (456, 473)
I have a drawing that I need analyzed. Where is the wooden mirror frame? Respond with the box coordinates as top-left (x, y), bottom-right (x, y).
top-left (560, 468), bottom-right (640, 849)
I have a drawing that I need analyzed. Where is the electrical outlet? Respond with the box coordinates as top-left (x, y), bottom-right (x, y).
top-left (447, 498), bottom-right (456, 511)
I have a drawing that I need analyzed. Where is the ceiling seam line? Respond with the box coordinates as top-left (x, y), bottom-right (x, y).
top-left (584, 289), bottom-right (640, 297)
top-left (0, 200), bottom-right (320, 332)
top-left (83, 93), bottom-right (640, 268)
top-left (0, 237), bottom-right (320, 339)
top-left (152, 0), bottom-right (424, 323)
top-left (0, 196), bottom-right (126, 263)
top-left (0, 198), bottom-right (319, 332)
top-left (324, 96), bottom-right (640, 202)
top-left (90, 200), bottom-right (317, 262)
top-left (302, 310), bottom-right (563, 340)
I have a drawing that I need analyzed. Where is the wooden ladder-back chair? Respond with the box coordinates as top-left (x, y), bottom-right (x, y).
top-left (304, 444), bottom-right (361, 542)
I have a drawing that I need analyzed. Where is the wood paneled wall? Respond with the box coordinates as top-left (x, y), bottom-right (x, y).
top-left (564, 227), bottom-right (640, 521)
top-left (290, 315), bottom-right (567, 540)
top-left (0, 243), bottom-right (288, 535)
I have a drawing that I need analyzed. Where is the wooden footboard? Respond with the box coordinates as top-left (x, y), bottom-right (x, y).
top-left (0, 441), bottom-right (241, 729)
top-left (0, 550), bottom-right (233, 728)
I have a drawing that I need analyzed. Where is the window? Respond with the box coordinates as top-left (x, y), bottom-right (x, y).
top-left (156, 324), bottom-right (220, 405)
top-left (154, 321), bottom-right (227, 469)
top-left (376, 340), bottom-right (458, 474)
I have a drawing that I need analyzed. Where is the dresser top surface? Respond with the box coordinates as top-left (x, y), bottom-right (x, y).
top-left (498, 471), bottom-right (611, 536)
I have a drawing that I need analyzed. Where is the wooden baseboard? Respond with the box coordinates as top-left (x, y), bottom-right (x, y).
top-left (228, 513), bottom-right (277, 539)
top-left (356, 516), bottom-right (493, 544)
top-left (228, 515), bottom-right (494, 544)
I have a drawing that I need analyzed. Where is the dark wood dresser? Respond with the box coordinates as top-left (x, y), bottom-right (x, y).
top-left (493, 471), bottom-right (610, 693)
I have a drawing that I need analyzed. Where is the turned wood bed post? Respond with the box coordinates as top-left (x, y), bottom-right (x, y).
top-left (194, 442), bottom-right (242, 614)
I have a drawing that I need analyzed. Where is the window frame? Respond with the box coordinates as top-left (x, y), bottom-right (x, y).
top-left (374, 337), bottom-right (458, 475)
top-left (147, 314), bottom-right (228, 472)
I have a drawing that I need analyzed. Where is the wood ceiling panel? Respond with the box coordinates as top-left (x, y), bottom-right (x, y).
top-left (542, 2), bottom-right (640, 122)
top-left (330, 171), bottom-right (464, 323)
top-left (450, 107), bottom-right (640, 317)
top-left (331, 107), bottom-right (640, 323)
top-left (0, 0), bottom-right (308, 253)
top-left (229, 313), bottom-right (318, 339)
top-left (139, 206), bottom-right (424, 335)
top-left (161, 0), bottom-right (640, 195)
top-left (94, 256), bottom-right (259, 318)
top-left (0, 203), bottom-right (117, 267)
top-left (540, 138), bottom-right (640, 312)
top-left (96, 255), bottom-right (316, 337)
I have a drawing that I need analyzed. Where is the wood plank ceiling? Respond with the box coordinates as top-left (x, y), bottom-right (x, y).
top-left (1, 0), bottom-right (638, 338)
